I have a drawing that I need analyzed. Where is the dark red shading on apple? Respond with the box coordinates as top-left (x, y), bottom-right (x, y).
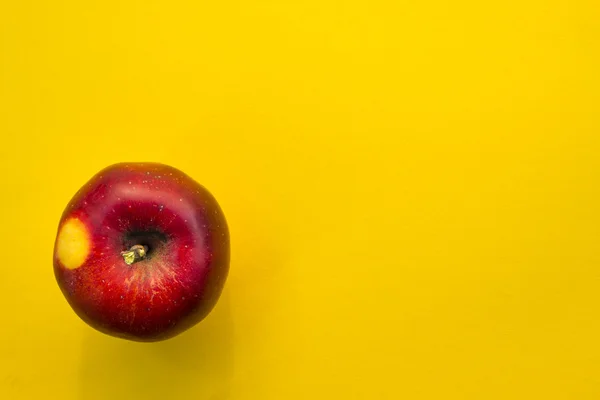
top-left (53, 163), bottom-right (229, 342)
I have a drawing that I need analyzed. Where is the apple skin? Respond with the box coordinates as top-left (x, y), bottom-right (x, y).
top-left (53, 163), bottom-right (229, 342)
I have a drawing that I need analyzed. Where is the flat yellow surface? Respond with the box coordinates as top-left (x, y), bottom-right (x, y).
top-left (1, 1), bottom-right (599, 399)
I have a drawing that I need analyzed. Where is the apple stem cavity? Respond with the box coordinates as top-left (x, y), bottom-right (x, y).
top-left (121, 244), bottom-right (149, 265)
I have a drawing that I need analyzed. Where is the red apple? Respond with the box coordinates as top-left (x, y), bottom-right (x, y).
top-left (53, 162), bottom-right (230, 342)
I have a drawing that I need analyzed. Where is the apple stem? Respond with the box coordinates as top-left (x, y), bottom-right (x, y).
top-left (121, 245), bottom-right (149, 265)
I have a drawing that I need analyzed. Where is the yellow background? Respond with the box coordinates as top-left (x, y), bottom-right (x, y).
top-left (1, 0), bottom-right (599, 399)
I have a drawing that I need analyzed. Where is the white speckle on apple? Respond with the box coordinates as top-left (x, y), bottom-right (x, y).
top-left (179, 198), bottom-right (183, 201)
top-left (120, 295), bottom-right (124, 299)
top-left (128, 181), bottom-right (132, 184)
top-left (159, 205), bottom-right (164, 211)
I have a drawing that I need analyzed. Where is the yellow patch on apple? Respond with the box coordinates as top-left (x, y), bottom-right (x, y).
top-left (56, 217), bottom-right (91, 269)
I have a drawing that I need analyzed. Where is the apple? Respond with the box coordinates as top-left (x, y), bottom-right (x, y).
top-left (53, 162), bottom-right (230, 342)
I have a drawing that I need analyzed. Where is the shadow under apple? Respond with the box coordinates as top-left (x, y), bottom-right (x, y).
top-left (77, 291), bottom-right (234, 400)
